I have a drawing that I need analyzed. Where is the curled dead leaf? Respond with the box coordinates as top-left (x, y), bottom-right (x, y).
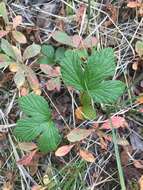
top-left (17, 149), bottom-right (37, 166)
top-left (79, 149), bottom-right (95, 163)
top-left (55, 144), bottom-right (75, 157)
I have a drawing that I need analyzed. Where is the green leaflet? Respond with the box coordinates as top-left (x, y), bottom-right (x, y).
top-left (1, 39), bottom-right (16, 60)
top-left (14, 94), bottom-right (61, 153)
top-left (61, 48), bottom-right (125, 104)
top-left (61, 50), bottom-right (85, 91)
top-left (89, 80), bottom-right (125, 104)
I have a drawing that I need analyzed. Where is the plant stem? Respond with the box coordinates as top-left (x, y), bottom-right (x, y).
top-left (110, 118), bottom-right (126, 190)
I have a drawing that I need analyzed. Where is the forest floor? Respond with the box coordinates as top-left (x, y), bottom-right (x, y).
top-left (0, 0), bottom-right (143, 190)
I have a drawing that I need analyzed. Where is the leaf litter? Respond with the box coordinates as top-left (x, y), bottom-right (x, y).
top-left (1, 0), bottom-right (143, 189)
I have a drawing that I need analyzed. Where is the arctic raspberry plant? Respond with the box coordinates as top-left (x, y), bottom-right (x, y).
top-left (14, 94), bottom-right (61, 153)
top-left (60, 48), bottom-right (125, 118)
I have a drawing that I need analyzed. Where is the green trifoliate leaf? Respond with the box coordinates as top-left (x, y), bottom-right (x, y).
top-left (18, 94), bottom-right (51, 120)
top-left (84, 48), bottom-right (115, 89)
top-left (41, 44), bottom-right (55, 57)
top-left (60, 50), bottom-right (85, 91)
top-left (14, 94), bottom-right (61, 153)
top-left (55, 47), bottom-right (65, 62)
top-left (89, 80), bottom-right (125, 103)
top-left (38, 121), bottom-right (61, 152)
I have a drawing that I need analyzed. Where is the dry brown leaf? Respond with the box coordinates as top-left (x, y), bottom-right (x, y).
top-left (0, 30), bottom-right (9, 39)
top-left (75, 106), bottom-right (84, 120)
top-left (18, 142), bottom-right (37, 152)
top-left (137, 95), bottom-right (143, 104)
top-left (76, 3), bottom-right (87, 24)
top-left (17, 150), bottom-right (37, 166)
top-left (127, 1), bottom-right (141, 8)
top-left (12, 31), bottom-right (27, 44)
top-left (31, 185), bottom-right (45, 190)
top-left (67, 128), bottom-right (94, 142)
top-left (20, 87), bottom-right (29, 96)
top-left (103, 4), bottom-right (117, 27)
top-left (12, 15), bottom-right (22, 29)
top-left (46, 78), bottom-right (61, 91)
top-left (55, 144), bottom-right (74, 157)
top-left (132, 62), bottom-right (138, 70)
top-left (121, 146), bottom-right (133, 166)
top-left (79, 149), bottom-right (95, 163)
top-left (133, 160), bottom-right (143, 169)
top-left (139, 175), bottom-right (143, 190)
top-left (2, 181), bottom-right (13, 190)
top-left (101, 116), bottom-right (128, 130)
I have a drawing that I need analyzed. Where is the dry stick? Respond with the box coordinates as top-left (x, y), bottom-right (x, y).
top-left (8, 134), bottom-right (38, 189)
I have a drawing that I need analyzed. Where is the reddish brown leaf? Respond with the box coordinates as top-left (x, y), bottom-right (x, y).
top-left (20, 87), bottom-right (29, 96)
top-left (46, 77), bottom-right (61, 91)
top-left (25, 66), bottom-right (41, 93)
top-left (40, 65), bottom-right (60, 77)
top-left (0, 30), bottom-right (9, 39)
top-left (79, 149), bottom-right (95, 163)
top-left (55, 144), bottom-right (75, 157)
top-left (101, 116), bottom-right (128, 130)
top-left (133, 160), bottom-right (143, 169)
top-left (17, 150), bottom-right (37, 166)
top-left (127, 1), bottom-right (140, 8)
top-left (72, 35), bottom-right (83, 48)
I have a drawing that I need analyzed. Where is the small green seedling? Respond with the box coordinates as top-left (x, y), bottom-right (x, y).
top-left (60, 48), bottom-right (125, 119)
top-left (38, 44), bottom-right (65, 65)
top-left (14, 94), bottom-right (61, 153)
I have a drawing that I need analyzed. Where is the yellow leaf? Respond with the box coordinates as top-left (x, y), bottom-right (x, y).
top-left (75, 106), bottom-right (84, 120)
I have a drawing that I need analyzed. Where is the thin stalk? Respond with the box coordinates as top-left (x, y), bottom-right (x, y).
top-left (110, 118), bottom-right (126, 190)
